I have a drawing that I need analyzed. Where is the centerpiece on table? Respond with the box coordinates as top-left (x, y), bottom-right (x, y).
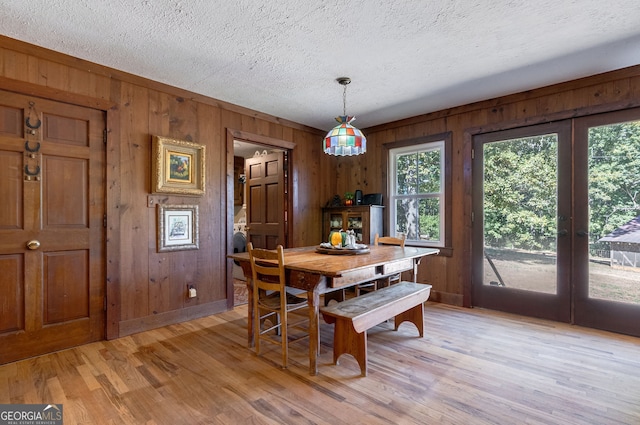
top-left (317, 229), bottom-right (370, 255)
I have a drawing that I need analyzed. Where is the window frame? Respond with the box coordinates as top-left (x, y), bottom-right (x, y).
top-left (384, 132), bottom-right (452, 254)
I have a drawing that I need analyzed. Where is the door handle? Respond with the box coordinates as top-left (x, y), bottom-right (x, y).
top-left (27, 240), bottom-right (41, 250)
top-left (576, 230), bottom-right (589, 237)
top-left (557, 229), bottom-right (568, 237)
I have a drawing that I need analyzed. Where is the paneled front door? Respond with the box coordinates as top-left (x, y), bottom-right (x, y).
top-left (0, 90), bottom-right (106, 363)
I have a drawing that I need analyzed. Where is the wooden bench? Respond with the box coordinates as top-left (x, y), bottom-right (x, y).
top-left (320, 281), bottom-right (432, 376)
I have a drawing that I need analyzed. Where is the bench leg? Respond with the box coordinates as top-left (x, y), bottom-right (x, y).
top-left (333, 318), bottom-right (368, 376)
top-left (323, 289), bottom-right (345, 306)
top-left (394, 303), bottom-right (424, 337)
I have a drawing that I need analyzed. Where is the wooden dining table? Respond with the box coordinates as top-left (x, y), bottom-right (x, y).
top-left (228, 244), bottom-right (439, 375)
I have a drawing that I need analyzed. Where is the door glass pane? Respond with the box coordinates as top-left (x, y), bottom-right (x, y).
top-left (588, 121), bottom-right (640, 304)
top-left (329, 213), bottom-right (343, 230)
top-left (483, 134), bottom-right (558, 294)
top-left (347, 215), bottom-right (364, 242)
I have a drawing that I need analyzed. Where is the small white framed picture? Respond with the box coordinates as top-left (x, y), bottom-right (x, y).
top-left (157, 204), bottom-right (199, 252)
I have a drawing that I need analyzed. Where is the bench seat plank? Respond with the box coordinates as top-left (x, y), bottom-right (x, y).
top-left (320, 281), bottom-right (432, 376)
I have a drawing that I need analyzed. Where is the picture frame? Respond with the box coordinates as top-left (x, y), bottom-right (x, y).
top-left (151, 135), bottom-right (205, 196)
top-left (157, 204), bottom-right (199, 252)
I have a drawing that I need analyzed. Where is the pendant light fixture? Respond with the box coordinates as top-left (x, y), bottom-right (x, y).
top-left (323, 77), bottom-right (367, 156)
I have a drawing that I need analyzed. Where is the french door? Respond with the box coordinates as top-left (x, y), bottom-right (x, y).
top-left (573, 109), bottom-right (640, 335)
top-left (473, 110), bottom-right (640, 337)
top-left (472, 122), bottom-right (572, 322)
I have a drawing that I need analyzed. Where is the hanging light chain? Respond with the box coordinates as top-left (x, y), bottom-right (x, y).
top-left (343, 83), bottom-right (347, 116)
top-left (337, 77), bottom-right (351, 117)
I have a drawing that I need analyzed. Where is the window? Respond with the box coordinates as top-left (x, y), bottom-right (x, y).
top-left (387, 133), bottom-right (451, 249)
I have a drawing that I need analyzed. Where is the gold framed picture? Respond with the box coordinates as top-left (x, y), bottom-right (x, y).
top-left (157, 204), bottom-right (199, 252)
top-left (152, 136), bottom-right (205, 196)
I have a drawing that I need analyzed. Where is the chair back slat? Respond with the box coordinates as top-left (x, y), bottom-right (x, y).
top-left (248, 244), bottom-right (286, 293)
top-left (374, 233), bottom-right (406, 247)
top-left (247, 242), bottom-right (308, 369)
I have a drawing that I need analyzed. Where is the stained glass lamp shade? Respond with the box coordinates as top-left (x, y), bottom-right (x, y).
top-left (323, 77), bottom-right (367, 156)
top-left (324, 115), bottom-right (367, 156)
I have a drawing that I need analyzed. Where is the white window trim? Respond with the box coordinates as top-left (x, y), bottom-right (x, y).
top-left (388, 140), bottom-right (446, 247)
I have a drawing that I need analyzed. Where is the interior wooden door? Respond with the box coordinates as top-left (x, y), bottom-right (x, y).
top-left (0, 91), bottom-right (105, 364)
top-left (245, 151), bottom-right (286, 249)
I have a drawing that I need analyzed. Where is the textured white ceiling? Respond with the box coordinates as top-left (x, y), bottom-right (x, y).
top-left (2, 1), bottom-right (640, 131)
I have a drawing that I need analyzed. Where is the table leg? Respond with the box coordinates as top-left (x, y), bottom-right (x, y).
top-left (307, 288), bottom-right (321, 376)
top-left (413, 258), bottom-right (422, 282)
top-left (246, 278), bottom-right (254, 348)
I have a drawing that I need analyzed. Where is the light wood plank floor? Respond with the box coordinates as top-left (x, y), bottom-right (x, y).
top-left (1, 303), bottom-right (639, 424)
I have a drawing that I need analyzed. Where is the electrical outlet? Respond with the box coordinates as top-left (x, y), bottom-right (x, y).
top-left (188, 286), bottom-right (197, 298)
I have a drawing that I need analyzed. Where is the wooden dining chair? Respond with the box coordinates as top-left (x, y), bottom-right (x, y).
top-left (355, 233), bottom-right (406, 296)
top-left (247, 242), bottom-right (309, 368)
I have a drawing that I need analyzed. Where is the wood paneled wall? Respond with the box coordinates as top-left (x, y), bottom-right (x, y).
top-left (0, 36), bottom-right (324, 339)
top-left (2, 35), bottom-right (640, 338)
top-left (336, 65), bottom-right (640, 306)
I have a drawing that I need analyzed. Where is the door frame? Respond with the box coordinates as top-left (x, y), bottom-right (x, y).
top-left (471, 121), bottom-right (572, 322)
top-left (464, 101), bottom-right (640, 307)
top-left (573, 107), bottom-right (640, 336)
top-left (0, 79), bottom-right (119, 340)
top-left (465, 104), bottom-right (640, 335)
top-left (0, 86), bottom-right (120, 358)
top-left (225, 129), bottom-right (295, 307)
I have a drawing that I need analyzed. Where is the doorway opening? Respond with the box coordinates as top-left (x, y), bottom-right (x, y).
top-left (471, 109), bottom-right (640, 337)
top-left (228, 132), bottom-right (295, 307)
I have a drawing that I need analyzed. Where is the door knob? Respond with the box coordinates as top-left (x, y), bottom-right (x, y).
top-left (26, 240), bottom-right (41, 250)
top-left (557, 229), bottom-right (568, 237)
